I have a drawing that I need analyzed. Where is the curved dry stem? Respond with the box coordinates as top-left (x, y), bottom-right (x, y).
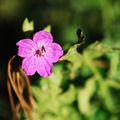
top-left (7, 55), bottom-right (32, 117)
top-left (19, 69), bottom-right (36, 107)
top-left (7, 79), bottom-right (15, 112)
top-left (25, 75), bottom-right (35, 107)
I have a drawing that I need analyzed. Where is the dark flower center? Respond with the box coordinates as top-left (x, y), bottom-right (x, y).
top-left (35, 46), bottom-right (46, 57)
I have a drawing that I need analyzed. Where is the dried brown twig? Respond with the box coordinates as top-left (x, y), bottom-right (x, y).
top-left (7, 55), bottom-right (35, 119)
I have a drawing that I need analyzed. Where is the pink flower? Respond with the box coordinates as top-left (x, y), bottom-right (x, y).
top-left (16, 30), bottom-right (63, 77)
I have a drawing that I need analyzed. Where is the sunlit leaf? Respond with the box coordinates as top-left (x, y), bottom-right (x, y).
top-left (108, 52), bottom-right (120, 80)
top-left (22, 18), bottom-right (34, 32)
top-left (83, 41), bottom-right (112, 59)
top-left (60, 85), bottom-right (77, 105)
top-left (44, 25), bottom-right (51, 32)
top-left (60, 44), bottom-right (83, 78)
top-left (78, 77), bottom-right (96, 115)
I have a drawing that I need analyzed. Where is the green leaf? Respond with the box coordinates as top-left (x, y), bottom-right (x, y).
top-left (60, 44), bottom-right (83, 77)
top-left (44, 25), bottom-right (51, 32)
top-left (22, 18), bottom-right (34, 32)
top-left (78, 77), bottom-right (96, 115)
top-left (60, 44), bottom-right (81, 61)
top-left (98, 81), bottom-right (116, 112)
top-left (108, 52), bottom-right (120, 80)
top-left (83, 41), bottom-right (112, 59)
top-left (60, 85), bottom-right (77, 105)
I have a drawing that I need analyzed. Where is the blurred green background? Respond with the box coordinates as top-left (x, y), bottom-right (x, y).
top-left (0, 0), bottom-right (120, 120)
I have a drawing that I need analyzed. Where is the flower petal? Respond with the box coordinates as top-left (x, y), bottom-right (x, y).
top-left (36, 57), bottom-right (53, 77)
top-left (51, 43), bottom-right (63, 62)
top-left (22, 56), bottom-right (37, 75)
top-left (33, 30), bottom-right (53, 43)
top-left (16, 39), bottom-right (37, 58)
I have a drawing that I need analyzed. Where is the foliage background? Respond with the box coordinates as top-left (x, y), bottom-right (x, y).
top-left (0, 0), bottom-right (120, 120)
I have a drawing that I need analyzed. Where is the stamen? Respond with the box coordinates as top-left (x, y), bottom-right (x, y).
top-left (35, 46), bottom-right (46, 57)
top-left (41, 46), bottom-right (46, 53)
